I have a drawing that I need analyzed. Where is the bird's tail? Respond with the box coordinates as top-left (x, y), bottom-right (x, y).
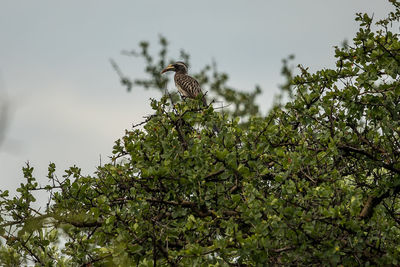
top-left (202, 95), bottom-right (208, 107)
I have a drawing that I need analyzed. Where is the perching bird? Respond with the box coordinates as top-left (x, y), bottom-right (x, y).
top-left (161, 62), bottom-right (207, 106)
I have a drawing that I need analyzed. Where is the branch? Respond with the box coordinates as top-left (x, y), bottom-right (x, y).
top-left (132, 114), bottom-right (157, 128)
top-left (273, 246), bottom-right (295, 253)
top-left (204, 169), bottom-right (225, 182)
top-left (359, 186), bottom-right (400, 220)
top-left (338, 144), bottom-right (400, 175)
top-left (146, 198), bottom-right (239, 218)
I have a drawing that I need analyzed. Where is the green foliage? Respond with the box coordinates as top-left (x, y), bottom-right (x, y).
top-left (1, 1), bottom-right (400, 265)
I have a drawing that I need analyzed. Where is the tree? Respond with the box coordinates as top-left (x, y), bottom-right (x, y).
top-left (1, 1), bottom-right (400, 265)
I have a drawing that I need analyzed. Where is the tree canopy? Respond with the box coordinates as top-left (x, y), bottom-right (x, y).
top-left (1, 2), bottom-right (400, 265)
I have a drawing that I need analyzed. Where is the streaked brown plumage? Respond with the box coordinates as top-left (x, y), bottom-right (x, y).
top-left (161, 62), bottom-right (207, 106)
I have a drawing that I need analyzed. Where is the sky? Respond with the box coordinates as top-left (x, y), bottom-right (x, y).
top-left (0, 1), bottom-right (394, 196)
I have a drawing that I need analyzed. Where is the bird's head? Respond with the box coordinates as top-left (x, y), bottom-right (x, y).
top-left (161, 61), bottom-right (188, 74)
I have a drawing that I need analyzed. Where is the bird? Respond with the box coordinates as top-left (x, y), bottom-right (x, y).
top-left (161, 61), bottom-right (207, 106)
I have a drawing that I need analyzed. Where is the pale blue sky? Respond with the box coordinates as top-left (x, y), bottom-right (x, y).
top-left (0, 1), bottom-right (393, 194)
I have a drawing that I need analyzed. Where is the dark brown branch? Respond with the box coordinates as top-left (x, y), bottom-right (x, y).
top-left (204, 169), bottom-right (225, 182)
top-left (80, 254), bottom-right (112, 267)
top-left (338, 144), bottom-right (400, 175)
top-left (359, 186), bottom-right (400, 220)
top-left (146, 198), bottom-right (239, 218)
top-left (273, 246), bottom-right (295, 253)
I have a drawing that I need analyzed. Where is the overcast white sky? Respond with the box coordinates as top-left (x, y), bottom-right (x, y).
top-left (0, 1), bottom-right (394, 195)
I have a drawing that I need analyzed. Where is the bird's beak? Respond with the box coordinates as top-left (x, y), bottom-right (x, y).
top-left (161, 64), bottom-right (175, 74)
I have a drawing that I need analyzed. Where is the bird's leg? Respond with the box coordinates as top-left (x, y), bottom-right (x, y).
top-left (178, 92), bottom-right (188, 102)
